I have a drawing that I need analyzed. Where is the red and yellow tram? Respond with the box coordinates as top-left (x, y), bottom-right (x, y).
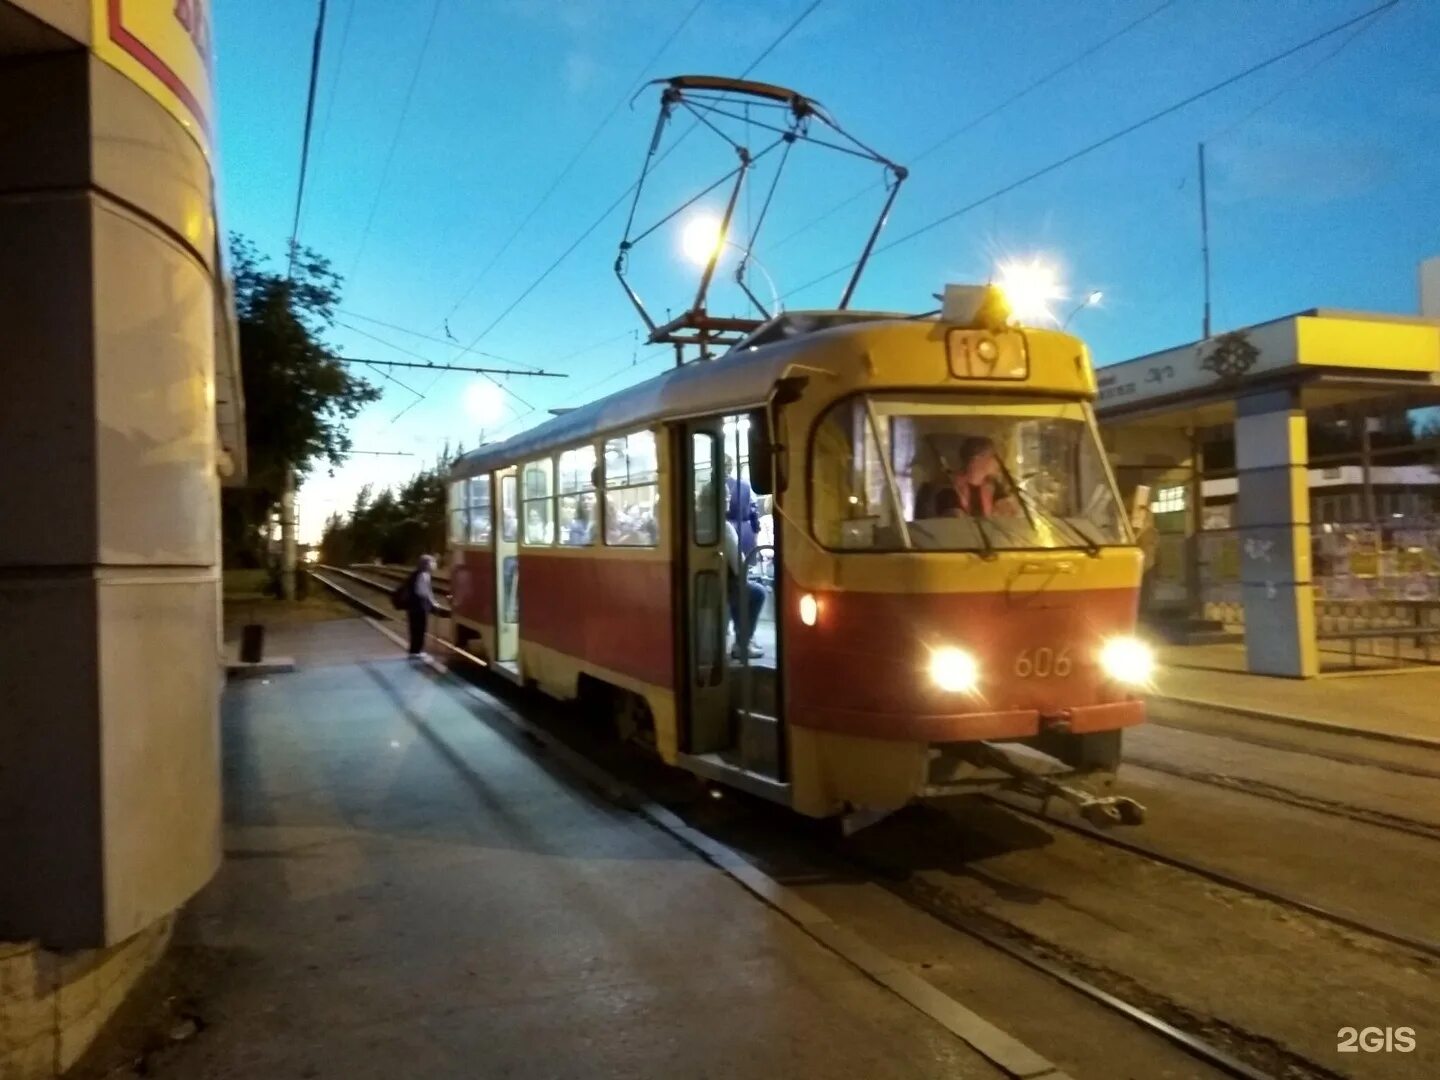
top-left (447, 289), bottom-right (1152, 823)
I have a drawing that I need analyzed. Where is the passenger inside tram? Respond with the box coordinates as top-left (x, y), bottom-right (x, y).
top-left (724, 453), bottom-right (766, 660)
top-left (563, 497), bottom-right (596, 545)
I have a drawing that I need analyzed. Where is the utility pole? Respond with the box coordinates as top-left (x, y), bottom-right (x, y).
top-left (280, 464), bottom-right (298, 601)
top-left (1199, 142), bottom-right (1212, 341)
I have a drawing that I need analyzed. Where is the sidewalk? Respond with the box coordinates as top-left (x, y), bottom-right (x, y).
top-left (132, 618), bottom-right (998, 1079)
top-left (1153, 643), bottom-right (1440, 746)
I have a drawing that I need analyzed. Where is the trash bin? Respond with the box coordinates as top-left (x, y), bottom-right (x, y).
top-left (240, 623), bottom-right (265, 664)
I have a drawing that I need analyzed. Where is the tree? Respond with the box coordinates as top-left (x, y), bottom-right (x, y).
top-left (222, 236), bottom-right (380, 569)
top-left (315, 448), bottom-right (457, 568)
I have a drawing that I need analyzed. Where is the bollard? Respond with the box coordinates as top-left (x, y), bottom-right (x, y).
top-left (240, 623), bottom-right (265, 664)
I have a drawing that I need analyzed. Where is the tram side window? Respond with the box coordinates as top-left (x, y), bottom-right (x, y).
top-left (467, 475), bottom-right (493, 545)
top-left (603, 430), bottom-right (660, 547)
top-left (522, 458), bottom-right (554, 545)
top-left (448, 481), bottom-right (469, 544)
top-left (501, 474), bottom-right (518, 542)
top-left (557, 445), bottom-right (598, 547)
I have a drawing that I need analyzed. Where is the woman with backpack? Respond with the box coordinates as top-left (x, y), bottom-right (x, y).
top-left (394, 554), bottom-right (439, 659)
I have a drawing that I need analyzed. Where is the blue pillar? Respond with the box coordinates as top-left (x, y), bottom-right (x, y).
top-left (1235, 389), bottom-right (1318, 677)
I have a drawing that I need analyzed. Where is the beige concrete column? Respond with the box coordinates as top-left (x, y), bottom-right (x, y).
top-left (1235, 388), bottom-right (1319, 677)
top-left (0, 29), bottom-right (221, 950)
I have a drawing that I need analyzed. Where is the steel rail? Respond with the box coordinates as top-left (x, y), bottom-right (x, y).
top-left (344, 563), bottom-right (452, 595)
top-left (307, 568), bottom-right (393, 622)
top-left (985, 795), bottom-right (1440, 962)
top-left (1147, 717), bottom-right (1440, 782)
top-left (314, 564), bottom-right (453, 618)
top-left (858, 867), bottom-right (1282, 1080)
top-left (308, 565), bottom-right (1400, 1076)
top-left (1123, 757), bottom-right (1440, 843)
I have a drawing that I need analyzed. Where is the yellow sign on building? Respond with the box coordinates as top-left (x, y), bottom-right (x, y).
top-left (91, 0), bottom-right (214, 155)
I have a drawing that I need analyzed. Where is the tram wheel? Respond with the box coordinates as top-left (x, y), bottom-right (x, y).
top-left (612, 687), bottom-right (656, 752)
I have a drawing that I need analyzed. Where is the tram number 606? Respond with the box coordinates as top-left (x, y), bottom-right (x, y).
top-left (1014, 647), bottom-right (1071, 679)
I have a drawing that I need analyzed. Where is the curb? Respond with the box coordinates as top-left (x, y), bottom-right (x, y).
top-left (360, 616), bottom-right (1075, 1080)
top-left (1148, 693), bottom-right (1440, 750)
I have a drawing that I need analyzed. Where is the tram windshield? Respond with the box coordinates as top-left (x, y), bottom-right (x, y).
top-left (811, 394), bottom-right (1129, 553)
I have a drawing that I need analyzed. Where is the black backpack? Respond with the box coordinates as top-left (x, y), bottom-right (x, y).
top-left (391, 571), bottom-right (416, 611)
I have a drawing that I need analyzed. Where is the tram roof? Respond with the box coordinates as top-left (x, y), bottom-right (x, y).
top-left (451, 310), bottom-right (906, 479)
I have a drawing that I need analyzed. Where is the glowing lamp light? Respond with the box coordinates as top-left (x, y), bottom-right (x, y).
top-left (1099, 636), bottom-right (1155, 687)
top-left (928, 646), bottom-right (979, 693)
top-left (680, 213), bottom-right (725, 266)
top-left (996, 257), bottom-right (1066, 325)
top-left (463, 380), bottom-right (505, 425)
top-left (798, 593), bottom-right (819, 627)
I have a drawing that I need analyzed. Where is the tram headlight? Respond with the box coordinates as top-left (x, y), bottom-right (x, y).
top-left (928, 646), bottom-right (979, 694)
top-left (1099, 636), bottom-right (1155, 686)
top-left (798, 593), bottom-right (819, 627)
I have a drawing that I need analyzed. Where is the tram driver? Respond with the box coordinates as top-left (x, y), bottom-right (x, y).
top-left (915, 436), bottom-right (1018, 520)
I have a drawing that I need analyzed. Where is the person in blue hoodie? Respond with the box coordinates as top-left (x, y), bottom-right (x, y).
top-left (724, 456), bottom-right (766, 660)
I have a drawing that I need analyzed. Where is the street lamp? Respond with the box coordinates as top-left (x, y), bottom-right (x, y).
top-left (1062, 290), bottom-right (1104, 329)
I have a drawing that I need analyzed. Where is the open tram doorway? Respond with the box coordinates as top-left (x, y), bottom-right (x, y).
top-left (494, 467), bottom-right (520, 673)
top-left (678, 415), bottom-right (786, 792)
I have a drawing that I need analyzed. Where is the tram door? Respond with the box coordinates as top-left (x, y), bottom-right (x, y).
top-left (494, 468), bottom-right (520, 666)
top-left (681, 420), bottom-right (731, 753)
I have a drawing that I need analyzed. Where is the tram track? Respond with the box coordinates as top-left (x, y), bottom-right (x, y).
top-left (848, 855), bottom-right (1336, 1080)
top-left (1122, 755), bottom-right (1440, 843)
top-left (1147, 714), bottom-right (1440, 782)
top-left (313, 564), bottom-right (453, 619)
top-left (321, 560), bottom-right (1440, 966)
top-left (308, 570), bottom-right (1433, 1076)
top-left (430, 648), bottom-right (1298, 1079)
top-left (983, 792), bottom-right (1440, 962)
top-left (343, 562), bottom-right (452, 597)
top-left (825, 791), bottom-right (1440, 1080)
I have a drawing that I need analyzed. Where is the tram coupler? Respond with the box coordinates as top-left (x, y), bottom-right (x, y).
top-left (974, 743), bottom-right (1146, 827)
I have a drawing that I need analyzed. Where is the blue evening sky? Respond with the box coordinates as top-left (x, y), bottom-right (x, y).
top-left (213, 0), bottom-right (1440, 539)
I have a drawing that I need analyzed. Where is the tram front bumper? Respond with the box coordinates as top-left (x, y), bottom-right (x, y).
top-left (792, 698), bottom-right (1144, 743)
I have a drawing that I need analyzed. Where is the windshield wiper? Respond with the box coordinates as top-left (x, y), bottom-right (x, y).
top-left (998, 460), bottom-right (1100, 557)
top-left (970, 508), bottom-right (996, 559)
top-left (1015, 487), bottom-right (1101, 556)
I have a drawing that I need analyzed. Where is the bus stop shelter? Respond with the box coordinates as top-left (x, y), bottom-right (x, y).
top-left (1096, 309), bottom-right (1440, 678)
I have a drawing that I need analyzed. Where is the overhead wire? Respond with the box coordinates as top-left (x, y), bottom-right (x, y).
top-left (461, 327), bottom-right (651, 443)
top-left (336, 309), bottom-right (541, 368)
top-left (286, 0), bottom-right (329, 280)
top-left (444, 0), bottom-right (827, 365)
top-left (781, 0), bottom-right (1402, 302)
top-left (311, 0), bottom-right (356, 173)
top-left (345, 0), bottom-right (445, 287)
top-left (481, 348), bottom-right (670, 444)
top-left (769, 0), bottom-right (1182, 253)
top-left (436, 0), bottom-right (709, 329)
top-left (1203, 1), bottom-right (1397, 142)
top-left (335, 320), bottom-right (538, 426)
top-left (386, 0), bottom-right (827, 437)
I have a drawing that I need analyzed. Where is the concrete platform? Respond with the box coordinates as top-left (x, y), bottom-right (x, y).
top-left (146, 618), bottom-right (1001, 1079)
top-left (1152, 644), bottom-right (1440, 746)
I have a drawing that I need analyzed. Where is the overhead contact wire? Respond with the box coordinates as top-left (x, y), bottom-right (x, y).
top-left (782, 0), bottom-right (1402, 300)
